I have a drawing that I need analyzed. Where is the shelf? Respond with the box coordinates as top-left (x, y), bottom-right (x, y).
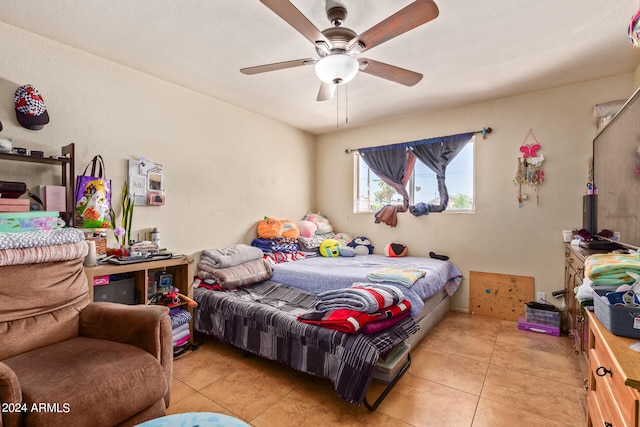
top-left (0, 143), bottom-right (75, 225)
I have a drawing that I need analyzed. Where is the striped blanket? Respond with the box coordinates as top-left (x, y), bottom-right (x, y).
top-left (194, 281), bottom-right (418, 404)
top-left (315, 283), bottom-right (405, 314)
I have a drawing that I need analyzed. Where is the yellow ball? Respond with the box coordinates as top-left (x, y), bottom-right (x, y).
top-left (319, 239), bottom-right (341, 258)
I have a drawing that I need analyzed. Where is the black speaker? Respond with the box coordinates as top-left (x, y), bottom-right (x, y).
top-left (93, 277), bottom-right (136, 305)
top-left (583, 194), bottom-right (597, 234)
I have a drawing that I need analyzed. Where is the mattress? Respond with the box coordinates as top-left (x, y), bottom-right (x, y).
top-left (271, 255), bottom-right (462, 318)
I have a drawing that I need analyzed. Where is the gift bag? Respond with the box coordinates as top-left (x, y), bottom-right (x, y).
top-left (74, 155), bottom-right (114, 228)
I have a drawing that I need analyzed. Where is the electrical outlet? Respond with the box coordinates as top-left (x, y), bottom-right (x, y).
top-left (536, 291), bottom-right (546, 303)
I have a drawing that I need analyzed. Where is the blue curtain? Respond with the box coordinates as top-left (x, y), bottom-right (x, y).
top-left (408, 133), bottom-right (473, 214)
top-left (357, 132), bottom-right (474, 223)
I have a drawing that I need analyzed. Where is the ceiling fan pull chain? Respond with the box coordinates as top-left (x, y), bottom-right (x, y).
top-left (346, 84), bottom-right (349, 124)
top-left (336, 85), bottom-right (340, 128)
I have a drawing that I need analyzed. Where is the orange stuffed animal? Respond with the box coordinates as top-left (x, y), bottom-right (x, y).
top-left (257, 217), bottom-right (283, 239)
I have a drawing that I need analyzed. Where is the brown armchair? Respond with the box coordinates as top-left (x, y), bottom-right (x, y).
top-left (0, 255), bottom-right (173, 427)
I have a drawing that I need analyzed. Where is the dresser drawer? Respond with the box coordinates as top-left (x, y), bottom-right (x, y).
top-left (590, 318), bottom-right (640, 426)
top-left (589, 348), bottom-right (628, 426)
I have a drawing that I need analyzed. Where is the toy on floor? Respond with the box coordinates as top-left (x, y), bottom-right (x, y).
top-left (149, 287), bottom-right (198, 308)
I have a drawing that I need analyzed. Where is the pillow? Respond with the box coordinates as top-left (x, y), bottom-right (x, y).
top-left (303, 211), bottom-right (333, 234)
top-left (281, 219), bottom-right (299, 239)
top-left (297, 220), bottom-right (317, 238)
top-left (333, 232), bottom-right (353, 247)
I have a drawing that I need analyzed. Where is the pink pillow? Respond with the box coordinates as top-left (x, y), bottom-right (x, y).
top-left (297, 220), bottom-right (317, 238)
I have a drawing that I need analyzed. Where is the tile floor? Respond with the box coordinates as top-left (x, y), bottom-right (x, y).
top-left (168, 311), bottom-right (587, 426)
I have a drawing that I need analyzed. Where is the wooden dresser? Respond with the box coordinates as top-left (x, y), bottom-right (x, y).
top-left (565, 244), bottom-right (593, 381)
top-left (586, 310), bottom-right (640, 427)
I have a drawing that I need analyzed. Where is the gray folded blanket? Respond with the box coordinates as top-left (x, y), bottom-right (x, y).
top-left (315, 283), bottom-right (405, 314)
top-left (197, 258), bottom-right (273, 289)
top-left (201, 244), bottom-right (264, 268)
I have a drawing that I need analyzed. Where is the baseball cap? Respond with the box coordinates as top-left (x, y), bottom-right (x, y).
top-left (14, 84), bottom-right (50, 130)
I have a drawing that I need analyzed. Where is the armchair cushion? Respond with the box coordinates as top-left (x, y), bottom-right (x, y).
top-left (2, 337), bottom-right (167, 427)
top-left (80, 302), bottom-right (173, 406)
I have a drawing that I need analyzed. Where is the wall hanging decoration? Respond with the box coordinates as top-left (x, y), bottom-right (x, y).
top-left (629, 1), bottom-right (640, 47)
top-left (514, 129), bottom-right (545, 207)
top-left (128, 158), bottom-right (165, 206)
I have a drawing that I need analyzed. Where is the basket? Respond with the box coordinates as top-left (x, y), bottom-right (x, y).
top-left (593, 289), bottom-right (640, 339)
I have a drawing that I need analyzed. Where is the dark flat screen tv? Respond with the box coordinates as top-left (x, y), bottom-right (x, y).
top-left (592, 87), bottom-right (640, 250)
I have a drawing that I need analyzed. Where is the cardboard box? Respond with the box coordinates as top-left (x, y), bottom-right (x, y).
top-left (37, 185), bottom-right (67, 212)
top-left (0, 211), bottom-right (59, 232)
top-left (0, 198), bottom-right (29, 212)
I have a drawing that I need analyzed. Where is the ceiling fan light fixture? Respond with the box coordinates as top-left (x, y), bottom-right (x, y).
top-left (315, 54), bottom-right (359, 85)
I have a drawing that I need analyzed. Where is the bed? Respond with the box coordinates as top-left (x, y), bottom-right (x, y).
top-left (193, 250), bottom-right (462, 408)
top-left (269, 255), bottom-right (462, 347)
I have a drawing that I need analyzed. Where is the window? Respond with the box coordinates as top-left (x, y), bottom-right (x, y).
top-left (354, 140), bottom-right (474, 212)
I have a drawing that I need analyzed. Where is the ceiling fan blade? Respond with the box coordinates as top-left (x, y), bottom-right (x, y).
top-left (240, 58), bottom-right (316, 75)
top-left (358, 58), bottom-right (423, 86)
top-left (260, 0), bottom-right (331, 47)
top-left (317, 82), bottom-right (336, 101)
top-left (351, 0), bottom-right (439, 53)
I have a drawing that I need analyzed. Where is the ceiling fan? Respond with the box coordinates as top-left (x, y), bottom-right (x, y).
top-left (241, 0), bottom-right (439, 101)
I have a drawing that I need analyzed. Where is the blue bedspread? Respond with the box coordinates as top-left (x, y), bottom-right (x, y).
top-left (271, 255), bottom-right (462, 317)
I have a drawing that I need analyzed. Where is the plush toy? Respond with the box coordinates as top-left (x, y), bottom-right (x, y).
top-left (257, 217), bottom-right (283, 239)
top-left (303, 211), bottom-right (333, 234)
top-left (347, 236), bottom-right (374, 255)
top-left (148, 287), bottom-right (198, 308)
top-left (339, 246), bottom-right (355, 257)
top-left (385, 243), bottom-right (408, 257)
top-left (319, 239), bottom-right (341, 258)
top-left (280, 219), bottom-right (299, 239)
top-left (297, 220), bottom-right (317, 238)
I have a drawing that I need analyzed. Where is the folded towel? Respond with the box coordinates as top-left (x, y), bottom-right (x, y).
top-left (585, 253), bottom-right (640, 285)
top-left (298, 300), bottom-right (411, 334)
top-left (316, 283), bottom-right (404, 314)
top-left (201, 244), bottom-right (264, 268)
top-left (169, 307), bottom-right (192, 329)
top-left (366, 267), bottom-right (426, 287)
top-left (197, 258), bottom-right (273, 289)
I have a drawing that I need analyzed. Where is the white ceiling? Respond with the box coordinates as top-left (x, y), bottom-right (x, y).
top-left (2, 0), bottom-right (640, 135)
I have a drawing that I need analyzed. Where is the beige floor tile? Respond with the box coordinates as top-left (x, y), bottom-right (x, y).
top-left (198, 357), bottom-right (304, 420)
top-left (472, 397), bottom-right (580, 427)
top-left (374, 374), bottom-right (478, 426)
top-left (409, 346), bottom-right (488, 395)
top-left (172, 341), bottom-right (250, 390)
top-left (422, 325), bottom-right (495, 363)
top-left (436, 312), bottom-right (503, 341)
top-left (251, 376), bottom-right (370, 427)
top-left (168, 378), bottom-right (197, 404)
top-left (490, 341), bottom-right (581, 386)
top-left (166, 392), bottom-right (231, 417)
top-left (481, 365), bottom-right (584, 425)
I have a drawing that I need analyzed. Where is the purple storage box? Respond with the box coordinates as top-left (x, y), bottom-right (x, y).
top-left (517, 317), bottom-right (560, 336)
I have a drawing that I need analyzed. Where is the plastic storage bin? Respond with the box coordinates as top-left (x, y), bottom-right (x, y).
top-left (372, 343), bottom-right (410, 383)
top-left (593, 289), bottom-right (640, 339)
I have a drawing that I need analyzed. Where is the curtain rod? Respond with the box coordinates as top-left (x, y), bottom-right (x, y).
top-left (344, 127), bottom-right (492, 154)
